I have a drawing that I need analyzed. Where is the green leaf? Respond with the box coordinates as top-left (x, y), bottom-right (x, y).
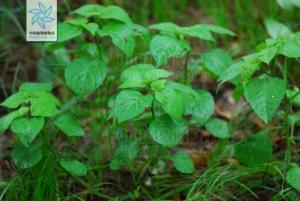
top-left (265, 19), bottom-right (292, 39)
top-left (151, 80), bottom-right (167, 92)
top-left (120, 64), bottom-right (172, 89)
top-left (0, 107), bottom-right (29, 133)
top-left (12, 143), bottom-right (42, 169)
top-left (184, 90), bottom-right (215, 125)
top-left (150, 34), bottom-right (187, 66)
top-left (149, 22), bottom-right (180, 34)
top-left (74, 4), bottom-right (104, 17)
top-left (20, 82), bottom-right (53, 93)
top-left (60, 160), bottom-right (87, 176)
top-left (277, 0), bottom-right (300, 10)
top-left (288, 111), bottom-right (300, 125)
top-left (150, 23), bottom-right (235, 41)
top-left (65, 57), bottom-right (107, 95)
top-left (144, 69), bottom-right (173, 83)
top-left (219, 61), bottom-right (243, 84)
top-left (240, 56), bottom-right (261, 82)
top-left (97, 23), bottom-right (147, 56)
top-left (98, 23), bottom-right (135, 56)
top-left (149, 115), bottom-right (187, 147)
top-left (181, 25), bottom-right (215, 41)
top-left (155, 84), bottom-right (184, 122)
top-left (172, 152), bottom-right (195, 174)
top-left (244, 77), bottom-right (285, 123)
top-left (205, 118), bottom-right (231, 139)
top-left (83, 23), bottom-right (99, 36)
top-left (109, 138), bottom-right (138, 170)
top-left (183, 24), bottom-right (235, 41)
top-left (1, 91), bottom-right (29, 109)
top-left (240, 40), bottom-right (280, 82)
top-left (120, 64), bottom-right (155, 88)
top-left (67, 18), bottom-right (88, 27)
top-left (150, 22), bottom-right (214, 41)
top-left (76, 43), bottom-right (99, 58)
top-left (255, 46), bottom-right (279, 64)
top-left (234, 131), bottom-right (273, 166)
top-left (99, 5), bottom-right (132, 23)
top-left (278, 33), bottom-right (300, 58)
top-left (202, 24), bottom-right (235, 36)
top-left (11, 117), bottom-right (44, 147)
top-left (167, 81), bottom-right (198, 97)
top-left (240, 38), bottom-right (281, 80)
top-left (58, 23), bottom-right (83, 43)
top-left (201, 49), bottom-right (233, 79)
top-left (286, 166), bottom-right (300, 190)
top-left (30, 91), bottom-right (61, 117)
top-left (74, 4), bottom-right (132, 23)
top-left (54, 114), bottom-right (84, 137)
top-left (111, 90), bottom-right (152, 123)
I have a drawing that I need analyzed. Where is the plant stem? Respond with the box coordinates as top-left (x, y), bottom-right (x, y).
top-left (184, 52), bottom-right (190, 84)
top-left (151, 99), bottom-right (155, 120)
top-left (288, 90), bottom-right (300, 102)
top-left (282, 58), bottom-right (292, 190)
top-left (60, 96), bottom-right (82, 113)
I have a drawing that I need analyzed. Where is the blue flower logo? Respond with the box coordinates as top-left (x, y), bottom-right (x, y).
top-left (29, 2), bottom-right (54, 29)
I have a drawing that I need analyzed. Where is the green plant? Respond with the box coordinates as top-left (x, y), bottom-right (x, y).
top-left (43, 4), bottom-right (235, 175)
top-left (1, 2), bottom-right (300, 200)
top-left (218, 18), bottom-right (300, 191)
top-left (0, 82), bottom-right (86, 173)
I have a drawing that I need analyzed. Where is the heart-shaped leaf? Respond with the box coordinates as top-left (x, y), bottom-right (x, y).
top-left (155, 84), bottom-right (184, 122)
top-left (244, 77), bottom-right (285, 123)
top-left (12, 143), bottom-right (43, 169)
top-left (65, 57), bottom-right (107, 95)
top-left (234, 131), bottom-right (273, 166)
top-left (120, 64), bottom-right (172, 89)
top-left (201, 49), bottom-right (233, 79)
top-left (149, 115), bottom-right (187, 147)
top-left (0, 107), bottom-right (29, 134)
top-left (0, 91), bottom-right (29, 109)
top-left (111, 90), bottom-right (152, 123)
top-left (11, 117), bottom-right (45, 147)
top-left (184, 90), bottom-right (215, 125)
top-left (30, 91), bottom-right (61, 117)
top-left (109, 138), bottom-right (138, 170)
top-left (205, 118), bottom-right (231, 139)
top-left (150, 35), bottom-right (186, 66)
top-left (58, 23), bottom-right (83, 43)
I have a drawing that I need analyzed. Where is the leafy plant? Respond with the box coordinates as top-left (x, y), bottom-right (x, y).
top-left (217, 19), bottom-right (300, 191)
top-left (2, 3), bottom-right (300, 200)
top-left (0, 82), bottom-right (86, 174)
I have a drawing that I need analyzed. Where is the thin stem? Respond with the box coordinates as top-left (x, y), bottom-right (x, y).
top-left (288, 90), bottom-right (300, 103)
top-left (63, 0), bottom-right (72, 12)
top-left (183, 52), bottom-right (190, 84)
top-left (60, 96), bottom-right (82, 113)
top-left (281, 57), bottom-right (292, 190)
top-left (151, 99), bottom-right (155, 120)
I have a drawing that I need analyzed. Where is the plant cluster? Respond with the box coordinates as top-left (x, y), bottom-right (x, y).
top-left (1, 3), bottom-right (300, 199)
